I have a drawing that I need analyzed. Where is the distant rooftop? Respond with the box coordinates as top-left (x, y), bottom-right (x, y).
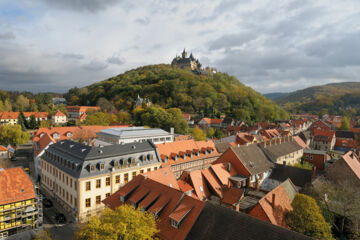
top-left (98, 127), bottom-right (171, 138)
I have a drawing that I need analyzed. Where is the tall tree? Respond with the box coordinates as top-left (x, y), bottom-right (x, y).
top-left (340, 116), bottom-right (350, 130)
top-left (16, 95), bottom-right (30, 112)
top-left (74, 205), bottom-right (158, 240)
top-left (0, 125), bottom-right (30, 146)
top-left (191, 127), bottom-right (206, 141)
top-left (287, 194), bottom-right (334, 240)
top-left (117, 111), bottom-right (131, 124)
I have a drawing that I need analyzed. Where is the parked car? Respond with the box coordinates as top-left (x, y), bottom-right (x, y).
top-left (55, 213), bottom-right (66, 224)
top-left (43, 198), bottom-right (53, 208)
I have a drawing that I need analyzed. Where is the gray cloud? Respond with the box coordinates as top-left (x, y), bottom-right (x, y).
top-left (107, 56), bottom-right (124, 65)
top-left (0, 32), bottom-right (15, 40)
top-left (135, 17), bottom-right (150, 25)
top-left (41, 0), bottom-right (121, 12)
top-left (83, 60), bottom-right (108, 71)
top-left (61, 53), bottom-right (84, 59)
top-left (208, 32), bottom-right (257, 50)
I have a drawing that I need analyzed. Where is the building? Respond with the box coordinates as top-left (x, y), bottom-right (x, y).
top-left (198, 118), bottom-right (223, 128)
top-left (261, 164), bottom-right (313, 191)
top-left (325, 151), bottom-right (360, 189)
top-left (40, 140), bottom-right (162, 222)
top-left (103, 174), bottom-right (205, 240)
top-left (310, 120), bottom-right (332, 132)
top-left (0, 167), bottom-right (42, 239)
top-left (133, 95), bottom-right (152, 109)
top-left (260, 137), bottom-right (303, 165)
top-left (0, 112), bottom-right (19, 125)
top-left (171, 49), bottom-right (201, 71)
top-left (303, 149), bottom-right (331, 170)
top-left (97, 127), bottom-right (174, 145)
top-left (156, 140), bottom-right (219, 178)
top-left (51, 110), bottom-right (67, 125)
top-left (310, 129), bottom-right (336, 151)
top-left (0, 146), bottom-right (8, 159)
top-left (214, 144), bottom-right (274, 188)
top-left (187, 202), bottom-right (312, 240)
top-left (66, 106), bottom-right (100, 121)
top-left (249, 179), bottom-right (297, 229)
top-left (23, 112), bottom-right (48, 122)
top-left (52, 97), bottom-right (67, 105)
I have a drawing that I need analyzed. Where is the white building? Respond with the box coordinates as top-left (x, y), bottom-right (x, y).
top-left (96, 127), bottom-right (174, 145)
top-left (51, 110), bottom-right (67, 125)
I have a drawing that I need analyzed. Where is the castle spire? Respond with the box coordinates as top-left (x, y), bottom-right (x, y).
top-left (182, 48), bottom-right (187, 58)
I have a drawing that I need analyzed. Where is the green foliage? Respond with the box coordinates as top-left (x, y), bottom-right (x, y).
top-left (0, 124), bottom-right (30, 145)
top-left (29, 115), bottom-right (39, 129)
top-left (15, 95), bottom-right (29, 112)
top-left (74, 205), bottom-right (158, 240)
top-left (134, 106), bottom-right (188, 134)
top-left (290, 160), bottom-right (313, 170)
top-left (84, 112), bottom-right (112, 126)
top-left (32, 229), bottom-right (53, 240)
top-left (340, 116), bottom-right (350, 130)
top-left (17, 112), bottom-right (27, 131)
top-left (287, 194), bottom-right (334, 240)
top-left (65, 64), bottom-right (289, 122)
top-left (277, 82), bottom-right (360, 115)
top-left (117, 111), bottom-right (131, 124)
top-left (206, 128), bottom-right (215, 138)
top-left (191, 127), bottom-right (206, 141)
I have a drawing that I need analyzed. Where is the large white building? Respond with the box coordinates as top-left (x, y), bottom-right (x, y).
top-left (96, 127), bottom-right (174, 145)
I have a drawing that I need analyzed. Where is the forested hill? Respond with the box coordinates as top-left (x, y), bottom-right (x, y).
top-left (65, 64), bottom-right (289, 122)
top-left (276, 82), bottom-right (360, 115)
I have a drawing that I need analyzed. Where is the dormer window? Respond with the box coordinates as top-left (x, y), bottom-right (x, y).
top-left (119, 159), bottom-right (123, 165)
top-left (100, 164), bottom-right (104, 170)
top-left (90, 165), bottom-right (95, 171)
top-left (39, 133), bottom-right (45, 138)
top-left (147, 154), bottom-right (153, 161)
top-left (120, 196), bottom-right (125, 203)
top-left (66, 132), bottom-right (72, 137)
top-left (114, 161), bottom-right (119, 167)
top-left (170, 219), bottom-right (179, 229)
top-left (53, 133), bottom-right (60, 139)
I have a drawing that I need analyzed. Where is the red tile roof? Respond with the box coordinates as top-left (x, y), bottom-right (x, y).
top-left (177, 179), bottom-right (194, 193)
top-left (210, 163), bottom-right (237, 186)
top-left (341, 151), bottom-right (360, 179)
top-left (0, 112), bottom-right (20, 120)
top-left (23, 112), bottom-right (48, 118)
top-left (0, 167), bottom-right (36, 205)
top-left (189, 170), bottom-right (211, 200)
top-left (52, 110), bottom-right (66, 117)
top-left (33, 133), bottom-right (55, 157)
top-left (66, 106), bottom-right (100, 112)
top-left (293, 136), bottom-right (309, 149)
top-left (313, 129), bottom-right (335, 142)
top-left (335, 138), bottom-right (358, 148)
top-left (221, 187), bottom-right (244, 206)
top-left (200, 117), bottom-right (223, 124)
top-left (201, 168), bottom-right (222, 198)
top-left (103, 175), bottom-right (205, 240)
top-left (0, 146), bottom-right (8, 151)
top-left (142, 166), bottom-right (179, 190)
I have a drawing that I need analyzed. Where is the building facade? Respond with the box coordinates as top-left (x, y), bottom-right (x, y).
top-left (97, 127), bottom-right (174, 145)
top-left (51, 110), bottom-right (67, 125)
top-left (171, 49), bottom-right (201, 71)
top-left (0, 167), bottom-right (42, 239)
top-left (40, 140), bottom-right (162, 222)
top-left (66, 106), bottom-right (100, 121)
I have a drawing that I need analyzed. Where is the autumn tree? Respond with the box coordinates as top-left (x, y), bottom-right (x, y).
top-left (84, 112), bottom-right (111, 126)
top-left (191, 127), bottom-right (206, 141)
top-left (0, 125), bottom-right (30, 146)
top-left (73, 128), bottom-right (96, 144)
top-left (287, 193), bottom-right (334, 240)
top-left (16, 95), bottom-right (30, 112)
top-left (340, 116), bottom-right (350, 130)
top-left (74, 205), bottom-right (158, 240)
top-left (117, 111), bottom-right (131, 124)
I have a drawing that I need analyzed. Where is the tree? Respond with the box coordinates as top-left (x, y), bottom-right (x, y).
top-left (117, 111), bottom-right (131, 124)
top-left (73, 128), bottom-right (96, 144)
top-left (97, 97), bottom-right (115, 113)
top-left (74, 205), bottom-right (158, 240)
top-left (287, 194), bottom-right (334, 240)
top-left (16, 95), bottom-right (30, 111)
top-left (3, 99), bottom-right (12, 111)
top-left (191, 127), bottom-right (206, 141)
top-left (29, 115), bottom-right (39, 129)
top-left (17, 112), bottom-right (27, 131)
top-left (206, 128), bottom-right (215, 138)
top-left (0, 125), bottom-right (30, 145)
top-left (340, 116), bottom-right (350, 130)
top-left (84, 112), bottom-right (111, 126)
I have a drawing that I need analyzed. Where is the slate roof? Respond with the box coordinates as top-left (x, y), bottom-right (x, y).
top-left (215, 141), bottom-right (232, 153)
top-left (261, 140), bottom-right (303, 160)
top-left (269, 164), bottom-right (312, 188)
top-left (186, 202), bottom-right (312, 240)
top-left (298, 131), bottom-right (310, 143)
top-left (335, 130), bottom-right (355, 139)
top-left (42, 139), bottom-right (161, 179)
top-left (231, 145), bottom-right (274, 175)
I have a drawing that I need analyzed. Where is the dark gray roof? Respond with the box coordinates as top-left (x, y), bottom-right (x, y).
top-left (231, 145), bottom-right (274, 175)
top-left (299, 131), bottom-right (310, 143)
top-left (42, 140), bottom-right (161, 179)
top-left (269, 164), bottom-right (312, 188)
top-left (261, 140), bottom-right (303, 161)
top-left (215, 142), bottom-right (232, 153)
top-left (186, 202), bottom-right (312, 240)
top-left (335, 130), bottom-right (354, 139)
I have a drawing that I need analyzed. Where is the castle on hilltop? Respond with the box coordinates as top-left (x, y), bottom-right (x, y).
top-left (171, 49), bottom-right (202, 71)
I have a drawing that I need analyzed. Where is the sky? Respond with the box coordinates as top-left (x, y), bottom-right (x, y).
top-left (0, 0), bottom-right (360, 94)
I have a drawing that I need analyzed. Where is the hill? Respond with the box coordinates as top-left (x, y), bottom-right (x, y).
top-left (275, 82), bottom-right (360, 115)
top-left (65, 64), bottom-right (289, 122)
top-left (263, 92), bottom-right (289, 100)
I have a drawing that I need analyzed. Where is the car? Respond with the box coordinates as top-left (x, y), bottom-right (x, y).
top-left (43, 198), bottom-right (53, 208)
top-left (10, 156), bottom-right (16, 161)
top-left (55, 213), bottom-right (66, 224)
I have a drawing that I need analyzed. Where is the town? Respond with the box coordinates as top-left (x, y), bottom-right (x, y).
top-left (0, 88), bottom-right (359, 240)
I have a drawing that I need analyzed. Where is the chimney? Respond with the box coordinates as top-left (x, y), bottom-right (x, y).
top-left (228, 162), bottom-right (231, 172)
top-left (170, 127), bottom-right (174, 136)
top-left (235, 204), bottom-right (240, 212)
top-left (272, 194), bottom-right (276, 208)
top-left (311, 166), bottom-right (317, 179)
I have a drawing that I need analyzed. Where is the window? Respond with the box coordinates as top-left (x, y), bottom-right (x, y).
top-left (70, 178), bottom-right (72, 188)
top-left (74, 198), bottom-right (77, 208)
top-left (66, 176), bottom-right (68, 185)
top-left (90, 165), bottom-right (95, 171)
top-left (100, 164), bottom-right (104, 170)
top-left (147, 168), bottom-right (151, 172)
top-left (74, 181), bottom-right (77, 190)
top-left (170, 219), bottom-right (179, 229)
top-left (106, 193), bottom-right (110, 198)
top-left (132, 171), bottom-right (136, 179)
top-left (85, 198), bottom-right (91, 208)
top-left (115, 175), bottom-right (120, 184)
top-left (70, 195), bottom-right (73, 205)
top-left (140, 170), bottom-right (144, 174)
top-left (154, 167), bottom-right (158, 170)
top-left (124, 173), bottom-right (129, 183)
top-left (96, 195), bottom-right (101, 205)
top-left (66, 192), bottom-right (68, 201)
top-left (96, 179), bottom-right (101, 188)
top-left (106, 177), bottom-right (110, 186)
top-left (86, 181), bottom-right (91, 191)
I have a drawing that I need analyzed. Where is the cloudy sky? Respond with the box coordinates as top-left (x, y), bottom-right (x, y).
top-left (0, 0), bottom-right (359, 94)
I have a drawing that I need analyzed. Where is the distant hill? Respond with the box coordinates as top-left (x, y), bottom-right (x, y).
top-left (65, 64), bottom-right (289, 122)
top-left (275, 82), bottom-right (360, 115)
top-left (263, 92), bottom-right (289, 100)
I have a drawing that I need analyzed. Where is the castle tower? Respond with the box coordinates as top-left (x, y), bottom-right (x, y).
top-left (182, 48), bottom-right (187, 58)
